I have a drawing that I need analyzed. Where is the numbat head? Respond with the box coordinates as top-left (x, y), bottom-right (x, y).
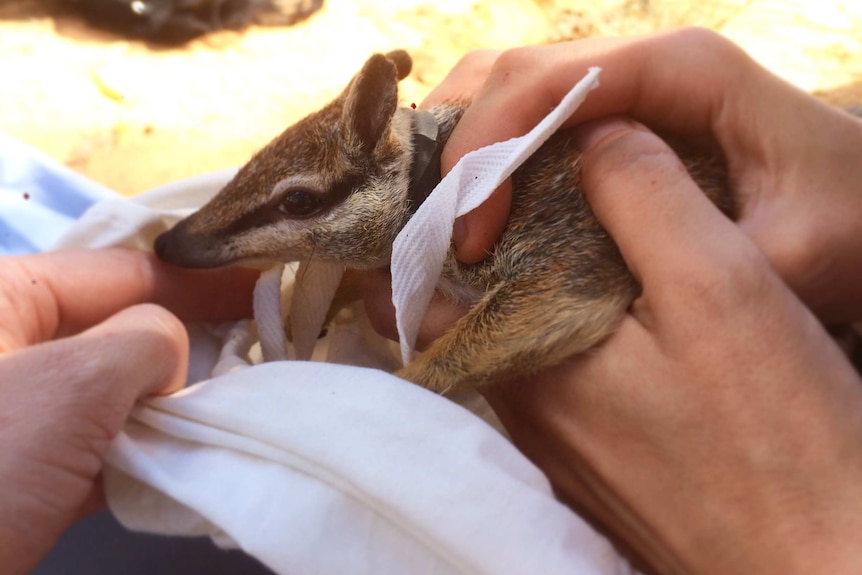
top-left (155, 49), bottom-right (733, 393)
top-left (155, 49), bottom-right (455, 270)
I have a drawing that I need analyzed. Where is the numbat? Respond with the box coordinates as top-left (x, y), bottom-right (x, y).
top-left (155, 50), bottom-right (732, 393)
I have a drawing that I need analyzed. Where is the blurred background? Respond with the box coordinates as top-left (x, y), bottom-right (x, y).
top-left (1, 0), bottom-right (861, 197)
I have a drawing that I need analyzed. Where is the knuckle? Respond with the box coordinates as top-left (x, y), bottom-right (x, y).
top-left (129, 303), bottom-right (188, 358)
top-left (674, 241), bottom-right (774, 314)
top-left (748, 216), bottom-right (822, 289)
top-left (112, 304), bottom-right (189, 396)
top-left (667, 26), bottom-right (726, 53)
top-left (452, 49), bottom-right (501, 76)
top-left (667, 26), bottom-right (751, 70)
top-left (488, 46), bottom-right (536, 80)
top-left (87, 304), bottom-right (188, 388)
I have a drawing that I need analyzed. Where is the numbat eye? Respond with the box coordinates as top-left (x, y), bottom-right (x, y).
top-left (279, 188), bottom-right (322, 218)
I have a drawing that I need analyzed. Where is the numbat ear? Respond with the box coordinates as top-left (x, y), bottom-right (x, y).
top-left (384, 49), bottom-right (413, 80)
top-left (342, 51), bottom-right (411, 153)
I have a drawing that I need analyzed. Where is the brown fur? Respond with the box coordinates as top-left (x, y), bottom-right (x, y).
top-left (155, 50), bottom-right (732, 393)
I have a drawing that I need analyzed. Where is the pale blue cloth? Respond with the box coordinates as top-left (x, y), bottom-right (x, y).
top-left (0, 133), bottom-right (117, 255)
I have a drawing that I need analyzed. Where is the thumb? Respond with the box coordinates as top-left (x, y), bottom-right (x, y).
top-left (71, 302), bottom-right (190, 404)
top-left (575, 119), bottom-right (740, 284)
top-left (0, 303), bottom-right (189, 503)
top-left (2, 303), bottom-right (189, 418)
top-left (7, 303), bottom-right (191, 438)
top-left (0, 304), bottom-right (190, 574)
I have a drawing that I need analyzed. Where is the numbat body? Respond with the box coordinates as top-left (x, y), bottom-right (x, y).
top-left (155, 50), bottom-right (732, 393)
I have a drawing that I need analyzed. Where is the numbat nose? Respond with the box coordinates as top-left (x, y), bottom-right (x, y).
top-left (153, 232), bottom-right (172, 261)
top-left (151, 226), bottom-right (226, 269)
top-left (152, 230), bottom-right (198, 266)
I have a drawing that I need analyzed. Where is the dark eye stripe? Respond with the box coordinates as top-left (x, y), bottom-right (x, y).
top-left (224, 172), bottom-right (366, 234)
top-left (279, 188), bottom-right (323, 219)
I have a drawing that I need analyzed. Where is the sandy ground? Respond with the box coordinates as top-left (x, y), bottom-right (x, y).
top-left (1, 0), bottom-right (861, 196)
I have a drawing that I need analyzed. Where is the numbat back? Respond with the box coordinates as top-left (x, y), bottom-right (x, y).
top-left (155, 50), bottom-right (733, 393)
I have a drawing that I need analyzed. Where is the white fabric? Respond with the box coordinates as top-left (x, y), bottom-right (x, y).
top-left (391, 67), bottom-right (602, 364)
top-left (289, 260), bottom-right (347, 360)
top-left (253, 263), bottom-right (290, 362)
top-left (105, 364), bottom-right (630, 575)
top-left (41, 66), bottom-right (638, 575)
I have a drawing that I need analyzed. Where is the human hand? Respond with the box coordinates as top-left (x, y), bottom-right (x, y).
top-left (427, 28), bottom-right (862, 323)
top-left (481, 121), bottom-right (862, 574)
top-left (0, 249), bottom-right (257, 575)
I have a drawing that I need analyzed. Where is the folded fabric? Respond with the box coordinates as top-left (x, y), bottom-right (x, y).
top-left (107, 363), bottom-right (633, 575)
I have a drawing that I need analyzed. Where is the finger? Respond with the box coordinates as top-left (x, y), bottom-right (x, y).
top-left (49, 303), bottom-right (189, 403)
top-left (0, 303), bottom-right (188, 570)
top-left (450, 28), bottom-right (748, 157)
top-left (83, 303), bottom-right (189, 396)
top-left (576, 119), bottom-right (744, 283)
top-left (452, 181), bottom-right (512, 264)
top-left (0, 248), bottom-right (257, 349)
top-left (2, 304), bottom-right (186, 444)
top-left (0, 304), bottom-right (188, 474)
top-left (419, 49), bottom-right (507, 263)
top-left (441, 29), bottom-right (749, 264)
top-left (419, 49), bottom-right (501, 109)
top-left (357, 269), bottom-right (467, 349)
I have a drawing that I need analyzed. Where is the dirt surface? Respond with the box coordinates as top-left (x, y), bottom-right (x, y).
top-left (2, 0), bottom-right (861, 196)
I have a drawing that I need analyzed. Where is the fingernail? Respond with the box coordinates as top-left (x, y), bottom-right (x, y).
top-left (573, 118), bottom-right (642, 152)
